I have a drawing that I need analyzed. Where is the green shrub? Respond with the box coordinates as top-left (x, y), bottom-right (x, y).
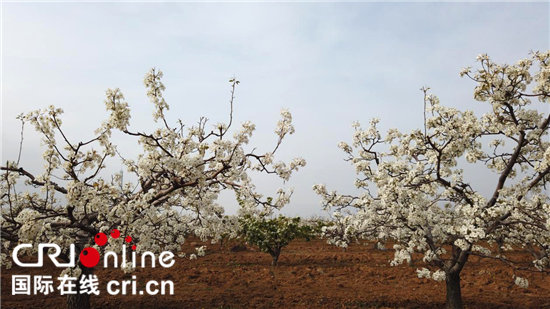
top-left (238, 214), bottom-right (314, 266)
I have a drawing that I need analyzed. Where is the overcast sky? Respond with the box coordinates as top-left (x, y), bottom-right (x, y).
top-left (2, 2), bottom-right (549, 216)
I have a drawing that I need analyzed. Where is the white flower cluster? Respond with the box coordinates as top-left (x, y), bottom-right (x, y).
top-left (121, 262), bottom-right (135, 274)
top-left (1, 70), bottom-right (304, 270)
top-left (195, 246), bottom-right (207, 257)
top-left (416, 268), bottom-right (446, 282)
top-left (314, 51), bottom-right (550, 286)
top-left (514, 276), bottom-right (529, 289)
top-left (143, 68), bottom-right (170, 122)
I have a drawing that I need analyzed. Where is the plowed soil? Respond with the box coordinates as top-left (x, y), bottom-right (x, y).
top-left (2, 239), bottom-right (550, 308)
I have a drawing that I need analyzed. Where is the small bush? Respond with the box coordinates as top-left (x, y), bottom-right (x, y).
top-left (238, 214), bottom-right (314, 266)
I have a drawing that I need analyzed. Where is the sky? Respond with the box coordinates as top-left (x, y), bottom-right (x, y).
top-left (1, 2), bottom-right (549, 217)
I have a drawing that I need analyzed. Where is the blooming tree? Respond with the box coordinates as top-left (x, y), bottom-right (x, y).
top-left (314, 51), bottom-right (550, 309)
top-left (1, 70), bottom-right (305, 309)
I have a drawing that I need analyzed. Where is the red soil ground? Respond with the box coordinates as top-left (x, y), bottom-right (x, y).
top-left (2, 239), bottom-right (550, 308)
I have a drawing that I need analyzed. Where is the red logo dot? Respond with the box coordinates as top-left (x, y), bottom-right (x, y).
top-left (131, 245), bottom-right (137, 250)
top-left (94, 233), bottom-right (108, 246)
top-left (110, 229), bottom-right (120, 239)
top-left (80, 247), bottom-right (100, 268)
top-left (125, 236), bottom-right (132, 243)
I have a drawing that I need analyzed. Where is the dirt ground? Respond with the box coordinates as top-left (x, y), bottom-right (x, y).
top-left (2, 239), bottom-right (550, 309)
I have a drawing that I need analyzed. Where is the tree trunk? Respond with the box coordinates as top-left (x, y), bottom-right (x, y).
top-left (496, 237), bottom-right (504, 254)
top-left (445, 272), bottom-right (463, 309)
top-left (271, 250), bottom-right (281, 266)
top-left (67, 266), bottom-right (93, 309)
top-left (67, 292), bottom-right (90, 309)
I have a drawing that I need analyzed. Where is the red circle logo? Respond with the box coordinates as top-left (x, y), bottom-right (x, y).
top-left (94, 233), bottom-right (108, 246)
top-left (110, 229), bottom-right (120, 239)
top-left (125, 236), bottom-right (132, 243)
top-left (80, 247), bottom-right (100, 268)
